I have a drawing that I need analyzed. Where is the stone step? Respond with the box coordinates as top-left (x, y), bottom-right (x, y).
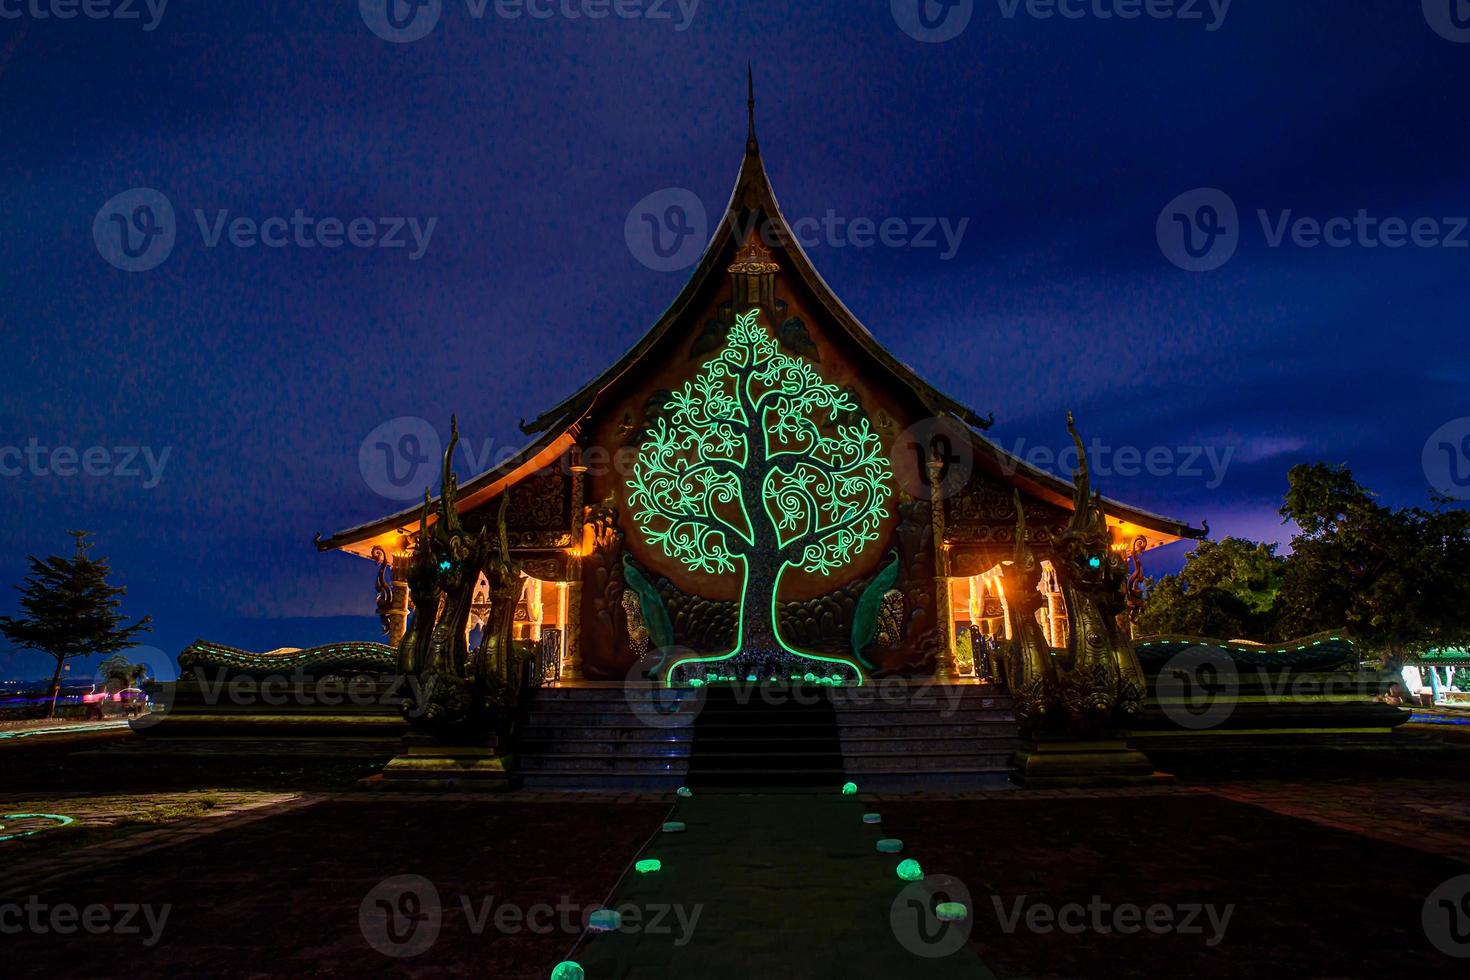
top-left (844, 752), bottom-right (1015, 772)
top-left (515, 753), bottom-right (691, 773)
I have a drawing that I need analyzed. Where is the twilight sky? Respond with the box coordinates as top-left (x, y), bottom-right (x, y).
top-left (2, 1), bottom-right (1466, 679)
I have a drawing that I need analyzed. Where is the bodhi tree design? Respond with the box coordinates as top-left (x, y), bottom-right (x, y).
top-left (627, 309), bottom-right (893, 681)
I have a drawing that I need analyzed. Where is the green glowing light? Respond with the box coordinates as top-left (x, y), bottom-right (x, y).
top-left (550, 963), bottom-right (586, 980)
top-left (588, 909), bottom-right (621, 932)
top-left (935, 902), bottom-right (969, 922)
top-left (862, 813), bottom-right (881, 824)
top-left (877, 838), bottom-right (903, 854)
top-left (842, 782), bottom-right (858, 796)
top-left (662, 821), bottom-right (687, 833)
top-left (896, 859), bottom-right (923, 882)
top-left (0, 813), bottom-right (76, 843)
top-left (636, 859), bottom-right (662, 874)
top-left (689, 678), bottom-right (705, 688)
top-left (803, 672), bottom-right (816, 682)
top-left (1087, 555), bottom-right (1102, 569)
top-left (677, 787), bottom-right (693, 798)
top-left (627, 309), bottom-right (892, 685)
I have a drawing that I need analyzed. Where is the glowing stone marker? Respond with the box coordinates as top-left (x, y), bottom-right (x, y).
top-left (862, 813), bottom-right (881, 824)
top-left (636, 858), bottom-right (662, 874)
top-left (588, 909), bottom-right (621, 932)
top-left (662, 821), bottom-right (687, 833)
top-left (841, 782), bottom-right (858, 796)
top-left (896, 859), bottom-right (923, 882)
top-left (935, 902), bottom-right (969, 922)
top-left (876, 838), bottom-right (903, 854)
top-left (551, 963), bottom-right (585, 980)
top-left (677, 787), bottom-right (693, 798)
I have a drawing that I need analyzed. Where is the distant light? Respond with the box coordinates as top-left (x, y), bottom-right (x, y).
top-left (876, 838), bottom-right (903, 854)
top-left (897, 859), bottom-right (923, 882)
top-left (841, 782), bottom-right (858, 796)
top-left (550, 963), bottom-right (585, 980)
top-left (635, 858), bottom-right (662, 874)
top-left (935, 902), bottom-right (969, 922)
top-left (862, 813), bottom-right (881, 824)
top-left (662, 821), bottom-right (687, 833)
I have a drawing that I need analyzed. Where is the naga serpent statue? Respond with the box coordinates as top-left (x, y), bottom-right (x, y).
top-left (396, 417), bottom-right (527, 737)
top-left (1003, 415), bottom-right (1147, 738)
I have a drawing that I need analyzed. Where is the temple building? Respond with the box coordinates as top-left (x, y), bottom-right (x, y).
top-left (316, 87), bottom-right (1205, 689)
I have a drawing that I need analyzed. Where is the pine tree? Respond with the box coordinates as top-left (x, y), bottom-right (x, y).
top-left (0, 531), bottom-right (152, 718)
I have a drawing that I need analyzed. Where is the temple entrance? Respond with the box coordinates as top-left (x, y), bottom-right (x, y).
top-left (946, 560), bottom-right (1071, 685)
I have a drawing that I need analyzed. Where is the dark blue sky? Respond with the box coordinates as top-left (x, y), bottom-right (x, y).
top-left (2, 2), bottom-right (1466, 679)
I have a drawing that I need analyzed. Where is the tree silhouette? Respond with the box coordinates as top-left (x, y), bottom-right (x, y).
top-left (0, 531), bottom-right (151, 718)
top-left (627, 309), bottom-right (892, 678)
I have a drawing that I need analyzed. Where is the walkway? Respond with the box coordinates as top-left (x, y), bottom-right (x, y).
top-left (576, 793), bottom-right (995, 979)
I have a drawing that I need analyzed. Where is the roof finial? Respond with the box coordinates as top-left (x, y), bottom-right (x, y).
top-left (746, 63), bottom-right (758, 155)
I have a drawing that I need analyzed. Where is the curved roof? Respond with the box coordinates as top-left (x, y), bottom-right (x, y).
top-left (319, 88), bottom-right (1206, 557)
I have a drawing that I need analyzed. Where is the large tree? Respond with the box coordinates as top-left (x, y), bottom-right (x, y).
top-left (1136, 537), bottom-right (1286, 639)
top-left (0, 532), bottom-right (152, 718)
top-left (627, 309), bottom-right (892, 677)
top-left (1276, 463), bottom-right (1470, 665)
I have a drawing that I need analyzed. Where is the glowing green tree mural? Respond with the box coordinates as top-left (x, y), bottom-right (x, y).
top-left (627, 309), bottom-right (893, 681)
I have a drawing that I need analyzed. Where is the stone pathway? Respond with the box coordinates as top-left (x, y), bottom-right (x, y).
top-left (574, 793), bottom-right (996, 980)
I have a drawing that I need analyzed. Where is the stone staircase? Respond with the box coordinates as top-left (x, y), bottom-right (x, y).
top-left (834, 684), bottom-right (1020, 791)
top-left (514, 682), bottom-right (1021, 792)
top-left (514, 685), bottom-right (696, 790)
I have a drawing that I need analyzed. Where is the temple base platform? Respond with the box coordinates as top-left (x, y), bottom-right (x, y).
top-left (1009, 732), bottom-right (1170, 789)
top-left (360, 734), bottom-right (515, 792)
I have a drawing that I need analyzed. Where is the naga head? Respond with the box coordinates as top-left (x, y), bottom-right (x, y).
top-left (1056, 412), bottom-right (1125, 591)
top-left (1000, 491), bottom-right (1044, 613)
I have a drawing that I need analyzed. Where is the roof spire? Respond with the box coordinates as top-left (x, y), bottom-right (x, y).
top-left (746, 63), bottom-right (758, 155)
